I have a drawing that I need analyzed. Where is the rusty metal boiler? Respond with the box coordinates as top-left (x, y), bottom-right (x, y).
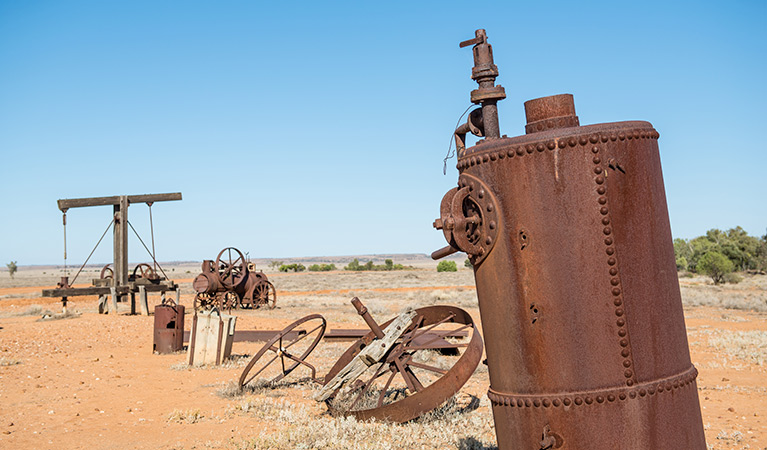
top-left (153, 301), bottom-right (185, 354)
top-left (433, 30), bottom-right (706, 449)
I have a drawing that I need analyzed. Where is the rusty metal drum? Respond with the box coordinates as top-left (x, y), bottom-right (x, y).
top-left (153, 302), bottom-right (185, 354)
top-left (437, 92), bottom-right (706, 449)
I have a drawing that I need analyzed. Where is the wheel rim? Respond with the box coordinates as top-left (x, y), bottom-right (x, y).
top-left (322, 305), bottom-right (483, 423)
top-left (239, 314), bottom-right (327, 389)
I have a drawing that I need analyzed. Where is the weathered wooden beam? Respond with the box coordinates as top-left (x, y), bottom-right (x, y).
top-left (57, 192), bottom-right (182, 211)
top-left (316, 310), bottom-right (416, 402)
top-left (42, 283), bottom-right (177, 297)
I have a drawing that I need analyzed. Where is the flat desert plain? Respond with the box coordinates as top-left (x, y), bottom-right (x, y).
top-left (0, 262), bottom-right (765, 449)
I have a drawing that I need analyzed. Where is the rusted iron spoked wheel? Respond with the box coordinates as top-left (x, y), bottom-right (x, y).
top-left (100, 264), bottom-right (113, 279)
top-left (323, 305), bottom-right (483, 423)
top-left (238, 314), bottom-right (327, 390)
top-left (193, 292), bottom-right (217, 311)
top-left (215, 247), bottom-right (247, 289)
top-left (254, 281), bottom-right (277, 309)
top-left (220, 291), bottom-right (238, 311)
top-left (133, 263), bottom-right (159, 281)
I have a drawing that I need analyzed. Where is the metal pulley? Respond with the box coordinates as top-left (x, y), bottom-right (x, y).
top-left (432, 173), bottom-right (500, 265)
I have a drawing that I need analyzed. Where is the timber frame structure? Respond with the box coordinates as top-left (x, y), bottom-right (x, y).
top-left (42, 193), bottom-right (182, 315)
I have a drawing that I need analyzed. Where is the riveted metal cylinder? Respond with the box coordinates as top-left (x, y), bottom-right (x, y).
top-left (153, 303), bottom-right (185, 354)
top-left (450, 94), bottom-right (706, 449)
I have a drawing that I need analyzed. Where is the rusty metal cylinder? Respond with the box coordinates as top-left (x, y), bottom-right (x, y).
top-left (153, 303), bottom-right (185, 354)
top-left (440, 93), bottom-right (706, 448)
top-left (192, 272), bottom-right (221, 294)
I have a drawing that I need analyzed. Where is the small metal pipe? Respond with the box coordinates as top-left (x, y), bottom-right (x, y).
top-left (351, 297), bottom-right (385, 339)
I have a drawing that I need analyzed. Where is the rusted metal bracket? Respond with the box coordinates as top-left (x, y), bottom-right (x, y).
top-left (432, 173), bottom-right (500, 265)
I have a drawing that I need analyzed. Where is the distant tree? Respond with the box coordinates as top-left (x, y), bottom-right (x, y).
top-left (308, 263), bottom-right (336, 272)
top-left (345, 259), bottom-right (361, 271)
top-left (697, 251), bottom-right (734, 285)
top-left (6, 261), bottom-right (17, 278)
top-left (464, 258), bottom-right (472, 268)
top-left (675, 256), bottom-right (688, 272)
top-left (437, 260), bottom-right (457, 272)
top-left (384, 259), bottom-right (393, 270)
top-left (269, 261), bottom-right (284, 270)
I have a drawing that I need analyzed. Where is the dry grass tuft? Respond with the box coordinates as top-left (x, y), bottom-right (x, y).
top-left (167, 408), bottom-right (205, 424)
top-left (0, 356), bottom-right (22, 366)
top-left (231, 395), bottom-right (496, 450)
top-left (36, 310), bottom-right (82, 321)
top-left (707, 330), bottom-right (767, 366)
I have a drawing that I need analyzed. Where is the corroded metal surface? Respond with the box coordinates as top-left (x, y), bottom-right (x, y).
top-left (192, 247), bottom-right (276, 310)
top-left (322, 299), bottom-right (483, 423)
top-left (153, 299), bottom-right (184, 354)
top-left (432, 30), bottom-right (706, 449)
top-left (238, 314), bottom-right (326, 389)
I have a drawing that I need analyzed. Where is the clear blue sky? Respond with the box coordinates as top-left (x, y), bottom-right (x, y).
top-left (1, 0), bottom-right (765, 266)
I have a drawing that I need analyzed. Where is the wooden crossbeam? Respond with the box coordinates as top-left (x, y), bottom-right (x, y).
top-left (57, 192), bottom-right (182, 211)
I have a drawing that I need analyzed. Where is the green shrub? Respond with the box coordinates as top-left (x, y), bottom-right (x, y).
top-left (308, 263), bottom-right (336, 272)
top-left (6, 261), bottom-right (17, 278)
top-left (723, 272), bottom-right (743, 284)
top-left (697, 251), bottom-right (734, 285)
top-left (344, 258), bottom-right (406, 271)
top-left (464, 258), bottom-right (472, 268)
top-left (279, 263), bottom-right (306, 273)
top-left (437, 261), bottom-right (457, 272)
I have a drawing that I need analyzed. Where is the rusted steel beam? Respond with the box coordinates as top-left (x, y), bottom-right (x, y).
top-left (323, 328), bottom-right (469, 341)
top-left (182, 329), bottom-right (307, 344)
top-left (57, 192), bottom-right (182, 211)
top-left (432, 30), bottom-right (706, 449)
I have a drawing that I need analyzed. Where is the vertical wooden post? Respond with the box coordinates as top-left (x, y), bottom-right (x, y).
top-left (113, 195), bottom-right (129, 303)
top-left (109, 287), bottom-right (119, 314)
top-left (98, 295), bottom-right (107, 314)
top-left (130, 292), bottom-right (136, 315)
top-left (138, 285), bottom-right (149, 316)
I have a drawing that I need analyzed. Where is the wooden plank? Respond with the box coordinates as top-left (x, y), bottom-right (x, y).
top-left (126, 192), bottom-right (182, 204)
top-left (109, 287), bottom-right (119, 315)
top-left (43, 283), bottom-right (177, 297)
top-left (43, 287), bottom-right (113, 296)
top-left (316, 310), bottom-right (416, 401)
top-left (138, 285), bottom-right (149, 316)
top-left (57, 192), bottom-right (182, 210)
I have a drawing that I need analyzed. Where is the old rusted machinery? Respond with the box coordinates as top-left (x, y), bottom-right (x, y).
top-left (237, 298), bottom-right (482, 423)
top-left (153, 297), bottom-right (185, 354)
top-left (432, 30), bottom-right (706, 448)
top-left (42, 193), bottom-right (182, 315)
top-left (317, 298), bottom-right (483, 423)
top-left (192, 247), bottom-right (276, 311)
top-left (238, 314), bottom-right (327, 388)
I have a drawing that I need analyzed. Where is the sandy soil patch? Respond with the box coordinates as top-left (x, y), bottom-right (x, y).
top-left (0, 269), bottom-right (765, 449)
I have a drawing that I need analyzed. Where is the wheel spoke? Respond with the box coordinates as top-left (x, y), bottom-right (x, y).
top-left (377, 369), bottom-right (398, 407)
top-left (403, 366), bottom-right (424, 392)
top-left (405, 361), bottom-right (447, 375)
top-left (393, 359), bottom-right (417, 393)
top-left (407, 324), bottom-right (473, 350)
top-left (350, 363), bottom-right (387, 410)
top-left (405, 313), bottom-right (457, 344)
top-left (243, 353), bottom-right (280, 386)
